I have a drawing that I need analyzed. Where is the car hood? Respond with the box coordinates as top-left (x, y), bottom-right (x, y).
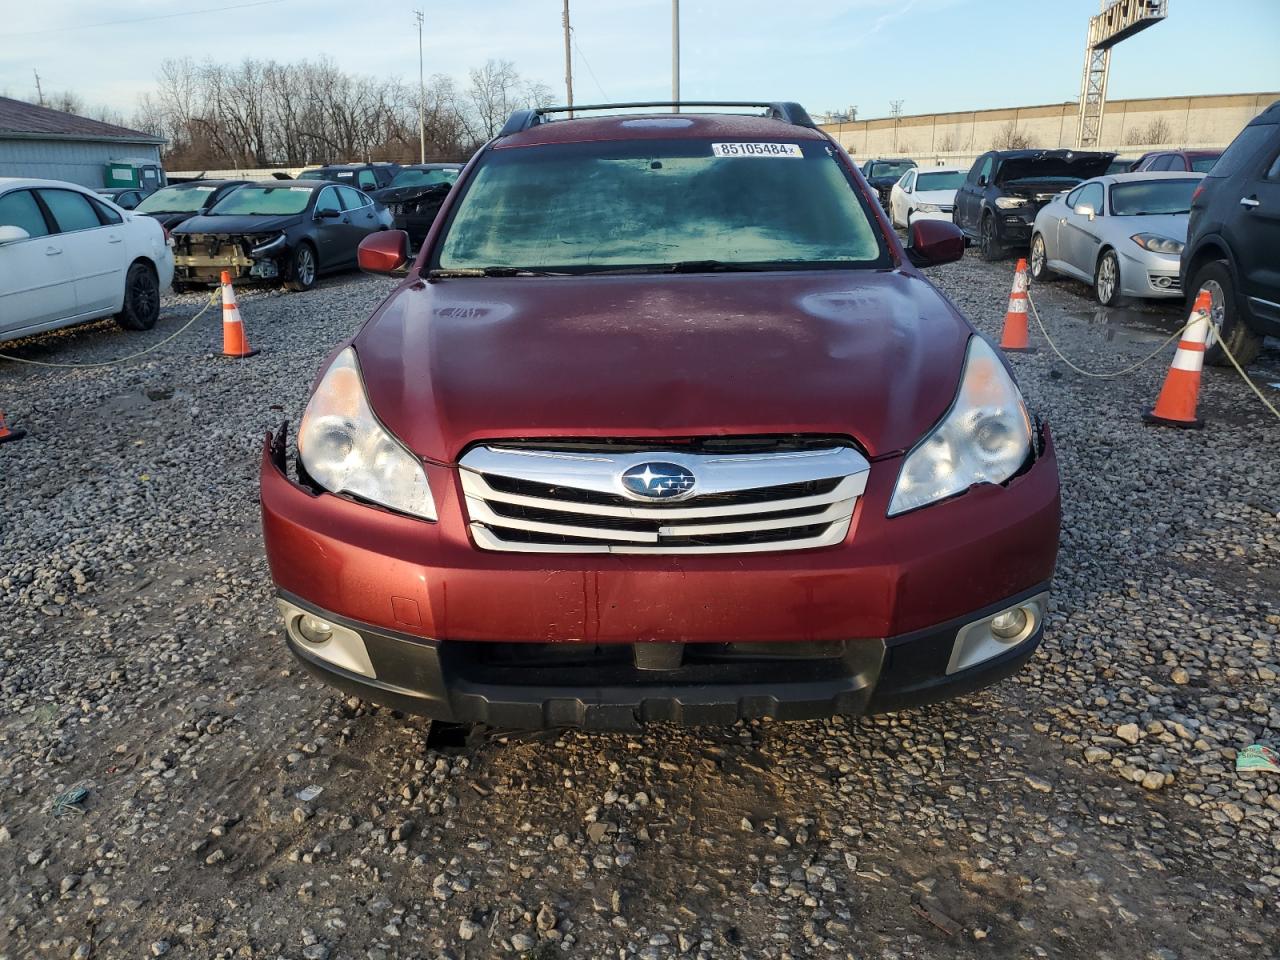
top-left (173, 212), bottom-right (304, 234)
top-left (997, 152), bottom-right (1114, 185)
top-left (143, 211), bottom-right (199, 230)
top-left (353, 271), bottom-right (972, 462)
top-left (913, 188), bottom-right (958, 205)
top-left (1110, 213), bottom-right (1191, 243)
top-left (372, 183), bottom-right (451, 204)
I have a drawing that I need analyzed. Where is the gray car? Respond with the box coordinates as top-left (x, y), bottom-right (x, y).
top-left (1029, 171), bottom-right (1204, 306)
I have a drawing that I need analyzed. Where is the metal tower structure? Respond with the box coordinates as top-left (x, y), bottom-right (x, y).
top-left (1076, 0), bottom-right (1169, 148)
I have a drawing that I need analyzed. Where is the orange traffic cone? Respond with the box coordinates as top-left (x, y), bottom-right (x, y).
top-left (1143, 289), bottom-right (1210, 429)
top-left (220, 271), bottom-right (258, 358)
top-left (0, 409), bottom-right (25, 445)
top-left (999, 258), bottom-right (1035, 353)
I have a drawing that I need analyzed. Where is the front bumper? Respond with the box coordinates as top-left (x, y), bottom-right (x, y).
top-left (995, 212), bottom-right (1036, 245)
top-left (279, 587), bottom-right (1049, 729)
top-left (1121, 250), bottom-right (1183, 299)
top-left (907, 208), bottom-right (954, 224)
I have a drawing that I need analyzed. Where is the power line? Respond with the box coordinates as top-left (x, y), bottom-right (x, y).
top-left (572, 36), bottom-right (609, 103)
top-left (2, 0), bottom-right (287, 38)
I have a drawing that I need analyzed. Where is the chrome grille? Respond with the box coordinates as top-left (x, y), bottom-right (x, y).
top-left (458, 442), bottom-right (870, 554)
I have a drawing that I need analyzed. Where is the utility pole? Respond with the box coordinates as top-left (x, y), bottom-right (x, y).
top-left (33, 69), bottom-right (44, 107)
top-left (562, 0), bottom-right (573, 116)
top-left (415, 10), bottom-right (426, 163)
top-left (672, 0), bottom-right (680, 111)
top-left (890, 99), bottom-right (904, 151)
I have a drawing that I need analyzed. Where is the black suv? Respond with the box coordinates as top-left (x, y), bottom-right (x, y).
top-left (297, 163), bottom-right (400, 192)
top-left (1181, 100), bottom-right (1280, 366)
top-left (955, 150), bottom-right (1114, 260)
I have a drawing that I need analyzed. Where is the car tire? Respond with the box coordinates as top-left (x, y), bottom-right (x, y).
top-left (1029, 233), bottom-right (1057, 282)
top-left (1094, 249), bottom-right (1123, 307)
top-left (114, 262), bottom-right (160, 331)
top-left (1192, 259), bottom-right (1263, 367)
top-left (287, 242), bottom-right (318, 293)
top-left (979, 213), bottom-right (1004, 261)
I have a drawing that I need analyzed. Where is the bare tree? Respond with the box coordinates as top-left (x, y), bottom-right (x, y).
top-left (991, 120), bottom-right (1031, 150)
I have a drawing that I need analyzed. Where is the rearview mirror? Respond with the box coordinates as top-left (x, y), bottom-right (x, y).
top-left (1074, 204), bottom-right (1096, 220)
top-left (906, 219), bottom-right (965, 269)
top-left (0, 225), bottom-right (31, 244)
top-left (358, 229), bottom-right (411, 275)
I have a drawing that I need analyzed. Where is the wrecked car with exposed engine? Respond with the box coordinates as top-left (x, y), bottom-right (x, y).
top-left (169, 180), bottom-right (392, 292)
top-left (369, 163), bottom-right (463, 247)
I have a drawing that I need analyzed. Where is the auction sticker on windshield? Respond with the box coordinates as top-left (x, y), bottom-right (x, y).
top-left (711, 142), bottom-right (803, 158)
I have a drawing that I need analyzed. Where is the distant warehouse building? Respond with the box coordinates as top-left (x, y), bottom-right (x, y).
top-left (0, 96), bottom-right (165, 190)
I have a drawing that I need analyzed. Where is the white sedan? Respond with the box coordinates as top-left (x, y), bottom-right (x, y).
top-left (889, 166), bottom-right (966, 230)
top-left (0, 177), bottom-right (174, 343)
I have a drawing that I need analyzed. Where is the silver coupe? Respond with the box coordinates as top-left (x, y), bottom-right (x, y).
top-left (1029, 171), bottom-right (1204, 306)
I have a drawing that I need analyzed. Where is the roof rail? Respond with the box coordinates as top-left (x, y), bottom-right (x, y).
top-left (496, 101), bottom-right (815, 138)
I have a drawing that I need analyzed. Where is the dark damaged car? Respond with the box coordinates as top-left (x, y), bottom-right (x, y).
top-left (170, 180), bottom-right (392, 291)
top-left (369, 163), bottom-right (462, 247)
top-left (132, 179), bottom-right (249, 232)
top-left (955, 149), bottom-right (1115, 260)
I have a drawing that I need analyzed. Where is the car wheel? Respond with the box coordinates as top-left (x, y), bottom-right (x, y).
top-left (1029, 233), bottom-right (1056, 282)
top-left (1192, 260), bottom-right (1263, 367)
top-left (979, 213), bottom-right (1004, 261)
top-left (287, 242), bottom-right (317, 293)
top-left (114, 262), bottom-right (160, 331)
top-left (1094, 250), bottom-right (1123, 307)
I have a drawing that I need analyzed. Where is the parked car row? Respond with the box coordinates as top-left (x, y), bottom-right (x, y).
top-left (857, 104), bottom-right (1275, 365)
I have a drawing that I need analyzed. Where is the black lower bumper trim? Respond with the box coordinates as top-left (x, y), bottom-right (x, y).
top-left (280, 584), bottom-right (1049, 730)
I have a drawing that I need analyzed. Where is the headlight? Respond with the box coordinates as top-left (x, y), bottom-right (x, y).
top-left (250, 233), bottom-right (286, 257)
top-left (994, 196), bottom-right (1028, 209)
top-left (888, 337), bottom-right (1033, 516)
top-left (297, 347), bottom-right (437, 520)
top-left (916, 202), bottom-right (941, 213)
top-left (1130, 233), bottom-right (1183, 255)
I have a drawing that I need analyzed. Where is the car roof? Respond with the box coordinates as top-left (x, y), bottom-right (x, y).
top-left (245, 179), bottom-right (324, 190)
top-left (912, 166), bottom-right (965, 174)
top-left (496, 112), bottom-right (828, 149)
top-left (400, 162), bottom-right (462, 169)
top-left (0, 176), bottom-right (97, 192)
top-left (305, 163), bottom-right (394, 171)
top-left (1252, 100), bottom-right (1280, 124)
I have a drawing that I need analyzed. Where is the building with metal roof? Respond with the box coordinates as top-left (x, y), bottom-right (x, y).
top-left (0, 96), bottom-right (166, 190)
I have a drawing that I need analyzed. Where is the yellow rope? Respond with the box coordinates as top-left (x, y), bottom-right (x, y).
top-left (0, 291), bottom-right (220, 369)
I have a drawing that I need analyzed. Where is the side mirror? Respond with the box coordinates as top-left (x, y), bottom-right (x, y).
top-left (977, 176), bottom-right (987, 188)
top-left (906, 219), bottom-right (965, 269)
top-left (358, 229), bottom-right (410, 275)
top-left (0, 225), bottom-right (31, 244)
top-left (315, 207), bottom-right (341, 220)
top-left (1074, 204), bottom-right (1096, 221)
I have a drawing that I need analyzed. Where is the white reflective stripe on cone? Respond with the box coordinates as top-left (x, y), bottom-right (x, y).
top-left (1170, 347), bottom-right (1204, 372)
top-left (1007, 299), bottom-right (1028, 314)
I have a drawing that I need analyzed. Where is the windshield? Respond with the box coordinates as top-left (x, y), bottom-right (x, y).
top-left (135, 184), bottom-right (218, 214)
top-left (915, 171), bottom-right (964, 192)
top-left (869, 160), bottom-right (914, 178)
top-left (208, 186), bottom-right (312, 216)
top-left (391, 168), bottom-right (459, 188)
top-left (1109, 179), bottom-right (1199, 216)
top-left (1190, 154), bottom-right (1221, 173)
top-left (434, 139), bottom-right (888, 273)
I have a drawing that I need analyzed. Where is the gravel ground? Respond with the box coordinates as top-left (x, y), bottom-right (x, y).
top-left (1, 257), bottom-right (1277, 960)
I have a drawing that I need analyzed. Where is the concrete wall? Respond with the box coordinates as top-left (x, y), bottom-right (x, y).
top-left (0, 139), bottom-right (163, 188)
top-left (822, 92), bottom-right (1279, 167)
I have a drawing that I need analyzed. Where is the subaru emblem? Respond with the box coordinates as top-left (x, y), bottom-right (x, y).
top-left (620, 462), bottom-right (696, 500)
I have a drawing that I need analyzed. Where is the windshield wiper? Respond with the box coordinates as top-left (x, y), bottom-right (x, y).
top-left (427, 266), bottom-right (565, 280)
top-left (664, 260), bottom-right (766, 273)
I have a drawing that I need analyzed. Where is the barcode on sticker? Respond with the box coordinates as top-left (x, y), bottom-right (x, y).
top-left (712, 142), bottom-right (803, 158)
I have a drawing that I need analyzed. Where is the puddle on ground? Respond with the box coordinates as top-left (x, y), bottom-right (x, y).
top-left (1074, 304), bottom-right (1182, 344)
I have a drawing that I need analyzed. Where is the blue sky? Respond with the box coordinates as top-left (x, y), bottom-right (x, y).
top-left (1, 0), bottom-right (1277, 118)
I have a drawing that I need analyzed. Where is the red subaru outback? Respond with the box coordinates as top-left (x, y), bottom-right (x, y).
top-left (261, 102), bottom-right (1060, 730)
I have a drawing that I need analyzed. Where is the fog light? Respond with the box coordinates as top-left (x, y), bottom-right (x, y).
top-left (990, 607), bottom-right (1029, 640)
top-left (297, 614), bottom-right (334, 645)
